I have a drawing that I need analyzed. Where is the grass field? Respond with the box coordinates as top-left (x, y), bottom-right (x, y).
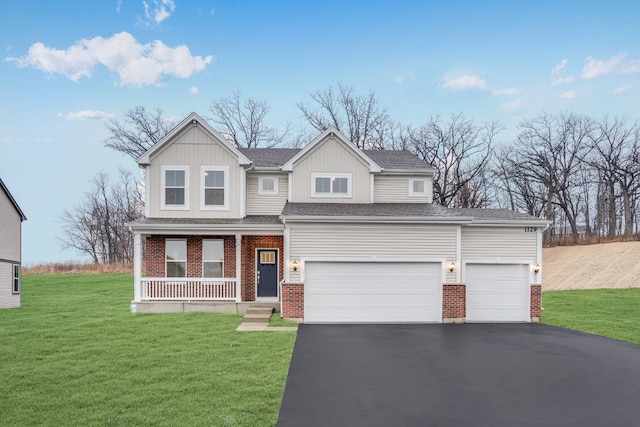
top-left (542, 288), bottom-right (640, 344)
top-left (0, 274), bottom-right (296, 426)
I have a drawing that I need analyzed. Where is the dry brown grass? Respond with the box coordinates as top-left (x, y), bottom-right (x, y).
top-left (22, 262), bottom-right (137, 275)
top-left (546, 233), bottom-right (640, 247)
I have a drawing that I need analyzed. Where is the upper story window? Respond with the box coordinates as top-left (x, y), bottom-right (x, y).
top-left (203, 240), bottom-right (224, 278)
top-left (311, 172), bottom-right (352, 198)
top-left (258, 176), bottom-right (279, 195)
top-left (201, 166), bottom-right (229, 210)
top-left (161, 165), bottom-right (189, 210)
top-left (166, 239), bottom-right (187, 277)
top-left (409, 178), bottom-right (429, 198)
top-left (12, 264), bottom-right (20, 294)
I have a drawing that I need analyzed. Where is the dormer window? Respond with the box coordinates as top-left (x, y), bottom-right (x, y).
top-left (201, 166), bottom-right (229, 210)
top-left (311, 173), bottom-right (352, 198)
top-left (161, 166), bottom-right (189, 210)
top-left (258, 176), bottom-right (279, 195)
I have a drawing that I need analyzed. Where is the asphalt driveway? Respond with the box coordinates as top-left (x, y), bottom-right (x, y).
top-left (277, 324), bottom-right (640, 427)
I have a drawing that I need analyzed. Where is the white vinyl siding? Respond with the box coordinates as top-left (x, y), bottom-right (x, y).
top-left (465, 263), bottom-right (530, 322)
top-left (374, 175), bottom-right (432, 203)
top-left (148, 126), bottom-right (243, 218)
top-left (247, 175), bottom-right (288, 215)
top-left (289, 223), bottom-right (457, 282)
top-left (290, 137), bottom-right (370, 203)
top-left (0, 187), bottom-right (22, 262)
top-left (0, 262), bottom-right (20, 308)
top-left (304, 261), bottom-right (442, 323)
top-left (462, 226), bottom-right (538, 260)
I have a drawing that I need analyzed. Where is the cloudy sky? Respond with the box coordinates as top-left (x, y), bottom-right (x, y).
top-left (2, 0), bottom-right (639, 263)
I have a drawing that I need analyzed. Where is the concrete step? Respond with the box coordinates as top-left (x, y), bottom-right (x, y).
top-left (246, 306), bottom-right (275, 316)
top-left (242, 313), bottom-right (271, 323)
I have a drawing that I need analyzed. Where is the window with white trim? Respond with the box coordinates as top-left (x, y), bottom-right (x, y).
top-left (311, 173), bottom-right (352, 198)
top-left (166, 239), bottom-right (187, 277)
top-left (203, 240), bottom-right (224, 278)
top-left (161, 166), bottom-right (189, 210)
top-left (12, 264), bottom-right (20, 294)
top-left (258, 176), bottom-right (279, 195)
top-left (409, 178), bottom-right (428, 197)
top-left (201, 166), bottom-right (229, 210)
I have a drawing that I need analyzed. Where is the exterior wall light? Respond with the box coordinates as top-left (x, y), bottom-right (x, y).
top-left (533, 263), bottom-right (541, 274)
top-left (448, 261), bottom-right (456, 273)
top-left (292, 260), bottom-right (298, 272)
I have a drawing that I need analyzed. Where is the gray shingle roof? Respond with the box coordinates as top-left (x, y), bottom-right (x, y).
top-left (238, 147), bottom-right (433, 172)
top-left (281, 202), bottom-right (546, 223)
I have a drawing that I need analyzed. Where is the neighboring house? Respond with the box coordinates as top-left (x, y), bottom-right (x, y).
top-left (0, 179), bottom-right (27, 309)
top-left (129, 113), bottom-right (548, 323)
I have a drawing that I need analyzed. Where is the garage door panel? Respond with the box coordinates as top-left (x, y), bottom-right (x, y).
top-left (305, 262), bottom-right (442, 323)
top-left (466, 264), bottom-right (529, 322)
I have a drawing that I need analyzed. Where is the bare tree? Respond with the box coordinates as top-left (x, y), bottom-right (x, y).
top-left (105, 106), bottom-right (177, 160)
top-left (208, 89), bottom-right (292, 148)
top-left (58, 169), bottom-right (143, 263)
top-left (298, 83), bottom-right (394, 149)
top-left (405, 113), bottom-right (500, 207)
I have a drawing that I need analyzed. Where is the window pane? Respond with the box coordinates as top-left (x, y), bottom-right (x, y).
top-left (205, 188), bottom-right (225, 205)
top-left (413, 180), bottom-right (425, 193)
top-left (166, 240), bottom-right (186, 261)
top-left (316, 177), bottom-right (330, 193)
top-left (262, 178), bottom-right (274, 192)
top-left (165, 188), bottom-right (185, 205)
top-left (166, 170), bottom-right (185, 187)
top-left (203, 240), bottom-right (223, 260)
top-left (167, 261), bottom-right (186, 277)
top-left (333, 177), bottom-right (348, 193)
top-left (205, 170), bottom-right (224, 188)
top-left (203, 262), bottom-right (223, 278)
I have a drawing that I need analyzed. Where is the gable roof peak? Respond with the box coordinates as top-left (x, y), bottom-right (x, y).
top-left (0, 178), bottom-right (27, 221)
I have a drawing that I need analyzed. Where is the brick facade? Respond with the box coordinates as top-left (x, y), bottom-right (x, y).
top-left (530, 284), bottom-right (542, 322)
top-left (442, 284), bottom-right (466, 322)
top-left (281, 282), bottom-right (304, 320)
top-left (144, 234), bottom-right (282, 302)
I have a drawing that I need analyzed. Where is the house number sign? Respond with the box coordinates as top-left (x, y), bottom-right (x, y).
top-left (524, 227), bottom-right (538, 232)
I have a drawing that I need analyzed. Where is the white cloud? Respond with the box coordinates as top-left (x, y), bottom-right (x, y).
top-left (394, 71), bottom-right (415, 86)
top-left (116, 0), bottom-right (122, 12)
top-left (6, 32), bottom-right (213, 87)
top-left (501, 98), bottom-right (522, 111)
top-left (582, 52), bottom-right (640, 79)
top-left (143, 0), bottom-right (175, 24)
top-left (612, 84), bottom-right (632, 94)
top-left (559, 90), bottom-right (577, 99)
top-left (189, 86), bottom-right (199, 95)
top-left (492, 87), bottom-right (522, 96)
top-left (551, 59), bottom-right (574, 85)
top-left (443, 75), bottom-right (487, 90)
top-left (62, 110), bottom-right (117, 121)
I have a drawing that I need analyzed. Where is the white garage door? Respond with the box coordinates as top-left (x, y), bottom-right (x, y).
top-left (304, 261), bottom-right (442, 323)
top-left (466, 263), bottom-right (530, 322)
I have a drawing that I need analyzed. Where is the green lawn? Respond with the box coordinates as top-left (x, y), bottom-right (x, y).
top-left (542, 288), bottom-right (640, 345)
top-left (0, 274), bottom-right (296, 426)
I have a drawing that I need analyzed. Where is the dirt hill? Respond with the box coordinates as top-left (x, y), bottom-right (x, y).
top-left (543, 241), bottom-right (640, 290)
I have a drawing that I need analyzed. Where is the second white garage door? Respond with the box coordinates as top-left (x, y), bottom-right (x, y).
top-left (304, 261), bottom-right (442, 323)
top-left (465, 263), bottom-right (530, 322)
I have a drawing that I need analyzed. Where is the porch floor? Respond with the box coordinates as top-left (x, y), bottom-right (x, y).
top-left (131, 300), bottom-right (279, 314)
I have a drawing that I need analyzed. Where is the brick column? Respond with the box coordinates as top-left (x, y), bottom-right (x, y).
top-left (281, 282), bottom-right (304, 322)
top-left (442, 283), bottom-right (466, 323)
top-left (530, 284), bottom-right (542, 323)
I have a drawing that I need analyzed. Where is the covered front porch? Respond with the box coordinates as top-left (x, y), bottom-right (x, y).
top-left (128, 217), bottom-right (286, 312)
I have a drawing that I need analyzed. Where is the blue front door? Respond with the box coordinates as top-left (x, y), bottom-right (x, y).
top-left (257, 249), bottom-right (278, 297)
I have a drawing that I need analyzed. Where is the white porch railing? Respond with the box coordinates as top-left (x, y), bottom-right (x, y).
top-left (141, 278), bottom-right (238, 301)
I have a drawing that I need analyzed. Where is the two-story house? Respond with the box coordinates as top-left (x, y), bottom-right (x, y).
top-left (129, 113), bottom-right (548, 323)
top-left (0, 178), bottom-right (27, 309)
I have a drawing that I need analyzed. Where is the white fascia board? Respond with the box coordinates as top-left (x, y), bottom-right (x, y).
top-left (281, 127), bottom-right (382, 173)
top-left (279, 215), bottom-right (474, 224)
top-left (378, 169), bottom-right (435, 176)
top-left (466, 220), bottom-right (550, 227)
top-left (130, 224), bottom-right (285, 235)
top-left (137, 112), bottom-right (251, 166)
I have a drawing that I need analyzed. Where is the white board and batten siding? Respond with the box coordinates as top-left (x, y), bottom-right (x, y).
top-left (147, 126), bottom-right (244, 219)
top-left (462, 226), bottom-right (539, 322)
top-left (290, 138), bottom-right (371, 203)
top-left (0, 188), bottom-right (21, 308)
top-left (246, 174), bottom-right (288, 215)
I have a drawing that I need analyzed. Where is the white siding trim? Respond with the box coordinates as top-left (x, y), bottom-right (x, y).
top-left (240, 166), bottom-right (246, 217)
top-left (258, 176), bottom-right (279, 195)
top-left (455, 225), bottom-right (461, 283)
top-left (144, 166), bottom-right (151, 217)
top-left (283, 222), bottom-right (290, 283)
top-left (370, 174), bottom-right (375, 203)
top-left (536, 229), bottom-right (543, 284)
top-left (408, 178), bottom-right (429, 197)
top-left (288, 172), bottom-right (293, 201)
